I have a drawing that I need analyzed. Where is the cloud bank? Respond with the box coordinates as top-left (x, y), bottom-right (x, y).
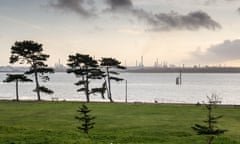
top-left (204, 0), bottom-right (216, 5)
top-left (50, 0), bottom-right (221, 31)
top-left (237, 7), bottom-right (240, 14)
top-left (204, 0), bottom-right (238, 5)
top-left (106, 0), bottom-right (221, 31)
top-left (190, 39), bottom-right (240, 63)
top-left (135, 10), bottom-right (221, 31)
top-left (106, 0), bottom-right (133, 11)
top-left (50, 0), bottom-right (95, 17)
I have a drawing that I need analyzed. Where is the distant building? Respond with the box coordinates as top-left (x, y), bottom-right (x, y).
top-left (169, 64), bottom-right (176, 68)
top-left (54, 59), bottom-right (66, 72)
top-left (54, 64), bottom-right (66, 72)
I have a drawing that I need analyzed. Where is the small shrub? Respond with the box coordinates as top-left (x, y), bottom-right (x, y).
top-left (75, 104), bottom-right (95, 135)
top-left (192, 94), bottom-right (227, 144)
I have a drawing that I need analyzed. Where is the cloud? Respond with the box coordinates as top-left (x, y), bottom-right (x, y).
top-left (49, 0), bottom-right (95, 17)
top-left (225, 0), bottom-right (238, 2)
top-left (105, 0), bottom-right (221, 31)
top-left (136, 10), bottom-right (221, 31)
top-left (204, 0), bottom-right (216, 5)
top-left (204, 0), bottom-right (238, 5)
top-left (237, 7), bottom-right (240, 14)
top-left (106, 0), bottom-right (133, 11)
top-left (49, 0), bottom-right (221, 31)
top-left (189, 39), bottom-right (240, 63)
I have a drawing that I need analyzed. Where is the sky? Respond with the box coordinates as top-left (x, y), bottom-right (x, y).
top-left (1, 0), bottom-right (240, 67)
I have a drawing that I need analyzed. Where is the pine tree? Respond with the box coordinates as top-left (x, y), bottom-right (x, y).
top-left (100, 57), bottom-right (126, 102)
top-left (192, 94), bottom-right (227, 144)
top-left (67, 53), bottom-right (106, 102)
top-left (3, 74), bottom-right (32, 101)
top-left (10, 40), bottom-right (54, 100)
top-left (75, 104), bottom-right (95, 135)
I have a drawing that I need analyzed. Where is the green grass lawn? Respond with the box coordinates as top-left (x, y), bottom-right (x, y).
top-left (0, 101), bottom-right (240, 144)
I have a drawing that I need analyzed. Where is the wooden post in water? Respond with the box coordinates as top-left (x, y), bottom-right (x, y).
top-left (179, 70), bottom-right (182, 85)
top-left (176, 70), bottom-right (182, 85)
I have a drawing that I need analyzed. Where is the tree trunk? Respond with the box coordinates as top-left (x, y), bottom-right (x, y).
top-left (16, 80), bottom-right (19, 101)
top-left (85, 69), bottom-right (90, 103)
top-left (208, 105), bottom-right (212, 130)
top-left (106, 67), bottom-right (113, 103)
top-left (104, 77), bottom-right (109, 98)
top-left (34, 67), bottom-right (41, 101)
top-left (207, 136), bottom-right (214, 144)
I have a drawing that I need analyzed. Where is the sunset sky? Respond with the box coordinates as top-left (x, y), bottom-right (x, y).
top-left (1, 0), bottom-right (240, 67)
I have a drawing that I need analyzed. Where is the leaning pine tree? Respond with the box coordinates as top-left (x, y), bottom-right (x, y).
top-left (67, 53), bottom-right (106, 102)
top-left (75, 104), bottom-right (95, 135)
top-left (3, 74), bottom-right (32, 101)
top-left (192, 94), bottom-right (227, 144)
top-left (100, 58), bottom-right (126, 102)
top-left (10, 40), bottom-right (54, 101)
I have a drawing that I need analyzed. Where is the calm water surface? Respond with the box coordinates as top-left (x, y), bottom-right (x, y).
top-left (0, 72), bottom-right (240, 104)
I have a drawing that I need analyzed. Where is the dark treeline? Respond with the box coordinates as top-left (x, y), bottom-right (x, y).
top-left (4, 40), bottom-right (126, 103)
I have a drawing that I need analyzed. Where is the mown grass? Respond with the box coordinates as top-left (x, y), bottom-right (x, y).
top-left (0, 101), bottom-right (240, 144)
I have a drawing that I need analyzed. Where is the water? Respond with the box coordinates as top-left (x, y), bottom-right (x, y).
top-left (0, 72), bottom-right (240, 104)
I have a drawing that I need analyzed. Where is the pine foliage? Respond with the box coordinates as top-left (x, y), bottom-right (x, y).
top-left (100, 57), bottom-right (126, 102)
top-left (9, 40), bottom-right (54, 101)
top-left (33, 86), bottom-right (54, 95)
top-left (3, 74), bottom-right (32, 101)
top-left (3, 74), bottom-right (32, 83)
top-left (75, 104), bottom-right (95, 135)
top-left (67, 53), bottom-right (106, 102)
top-left (192, 94), bottom-right (227, 144)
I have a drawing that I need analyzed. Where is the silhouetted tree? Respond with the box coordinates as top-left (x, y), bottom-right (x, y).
top-left (67, 53), bottom-right (105, 102)
top-left (3, 74), bottom-right (32, 101)
top-left (10, 40), bottom-right (54, 101)
top-left (100, 58), bottom-right (126, 102)
top-left (75, 104), bottom-right (95, 135)
top-left (192, 94), bottom-right (227, 144)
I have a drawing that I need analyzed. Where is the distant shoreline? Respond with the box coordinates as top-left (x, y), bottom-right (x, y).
top-left (126, 67), bottom-right (240, 73)
top-left (1, 66), bottom-right (240, 73)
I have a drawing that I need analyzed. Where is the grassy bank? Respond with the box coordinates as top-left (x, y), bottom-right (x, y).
top-left (0, 101), bottom-right (239, 144)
